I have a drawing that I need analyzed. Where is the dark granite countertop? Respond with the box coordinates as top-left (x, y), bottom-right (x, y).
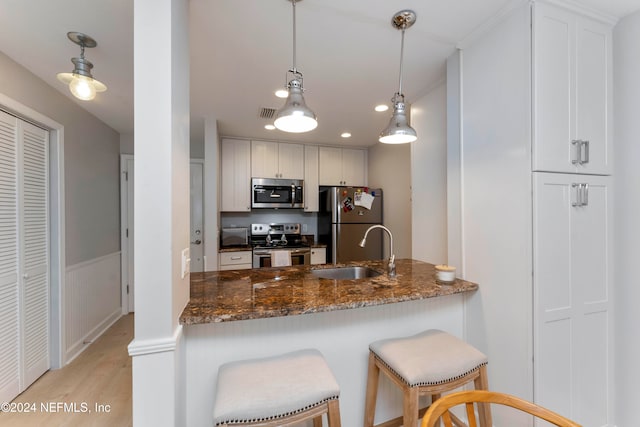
top-left (180, 259), bottom-right (478, 325)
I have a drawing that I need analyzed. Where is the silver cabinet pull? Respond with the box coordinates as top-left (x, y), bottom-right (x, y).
top-left (230, 256), bottom-right (242, 260)
top-left (571, 140), bottom-right (582, 165)
top-left (572, 183), bottom-right (589, 207)
top-left (581, 140), bottom-right (590, 164)
top-left (582, 183), bottom-right (589, 206)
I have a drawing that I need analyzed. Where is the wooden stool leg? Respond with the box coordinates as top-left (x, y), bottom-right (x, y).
top-left (364, 352), bottom-right (380, 427)
top-left (327, 399), bottom-right (342, 427)
top-left (403, 386), bottom-right (419, 427)
top-left (430, 394), bottom-right (442, 427)
top-left (314, 416), bottom-right (323, 427)
top-left (473, 365), bottom-right (492, 427)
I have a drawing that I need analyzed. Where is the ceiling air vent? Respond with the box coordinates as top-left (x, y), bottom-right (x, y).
top-left (259, 107), bottom-right (277, 119)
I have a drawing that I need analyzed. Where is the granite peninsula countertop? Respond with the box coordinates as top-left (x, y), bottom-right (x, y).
top-left (180, 259), bottom-right (478, 325)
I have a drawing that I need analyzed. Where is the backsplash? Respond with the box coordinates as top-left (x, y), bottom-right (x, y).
top-left (220, 210), bottom-right (318, 236)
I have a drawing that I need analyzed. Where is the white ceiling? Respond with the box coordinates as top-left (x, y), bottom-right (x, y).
top-left (0, 0), bottom-right (638, 148)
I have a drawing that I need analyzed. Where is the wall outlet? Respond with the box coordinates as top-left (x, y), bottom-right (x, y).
top-left (181, 247), bottom-right (190, 279)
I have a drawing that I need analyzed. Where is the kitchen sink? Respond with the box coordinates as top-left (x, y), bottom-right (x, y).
top-left (311, 266), bottom-right (383, 280)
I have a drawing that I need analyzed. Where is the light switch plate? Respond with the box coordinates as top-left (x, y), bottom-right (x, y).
top-left (181, 247), bottom-right (190, 279)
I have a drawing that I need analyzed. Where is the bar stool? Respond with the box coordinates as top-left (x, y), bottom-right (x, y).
top-left (363, 329), bottom-right (491, 427)
top-left (213, 349), bottom-right (342, 426)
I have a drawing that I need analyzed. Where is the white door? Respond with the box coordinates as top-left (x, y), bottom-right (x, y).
top-left (220, 139), bottom-right (251, 212)
top-left (318, 146), bottom-right (342, 186)
top-left (532, 3), bottom-right (574, 173)
top-left (278, 143), bottom-right (304, 179)
top-left (190, 161), bottom-right (204, 273)
top-left (574, 15), bottom-right (612, 175)
top-left (533, 172), bottom-right (612, 425)
top-left (0, 111), bottom-right (20, 403)
top-left (18, 120), bottom-right (49, 389)
top-left (0, 111), bottom-right (49, 402)
top-left (341, 148), bottom-right (366, 186)
top-left (120, 155), bottom-right (135, 313)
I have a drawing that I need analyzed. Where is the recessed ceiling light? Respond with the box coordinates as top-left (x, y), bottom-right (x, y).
top-left (375, 104), bottom-right (389, 112)
top-left (265, 124), bottom-right (276, 130)
top-left (275, 89), bottom-right (288, 98)
top-left (341, 132), bottom-right (351, 138)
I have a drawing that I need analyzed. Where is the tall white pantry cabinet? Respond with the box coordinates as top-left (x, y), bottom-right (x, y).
top-left (0, 110), bottom-right (50, 403)
top-left (454, 1), bottom-right (613, 426)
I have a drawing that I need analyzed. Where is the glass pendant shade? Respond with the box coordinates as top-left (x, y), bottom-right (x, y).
top-left (274, 78), bottom-right (318, 133)
top-left (379, 100), bottom-right (417, 144)
top-left (57, 32), bottom-right (107, 101)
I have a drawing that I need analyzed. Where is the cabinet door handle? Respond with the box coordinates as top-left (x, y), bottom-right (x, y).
top-left (581, 140), bottom-right (590, 165)
top-left (230, 256), bottom-right (242, 260)
top-left (572, 183), bottom-right (580, 207)
top-left (571, 140), bottom-right (582, 165)
top-left (582, 183), bottom-right (589, 206)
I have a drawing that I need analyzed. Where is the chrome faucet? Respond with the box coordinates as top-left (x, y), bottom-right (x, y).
top-left (359, 225), bottom-right (395, 277)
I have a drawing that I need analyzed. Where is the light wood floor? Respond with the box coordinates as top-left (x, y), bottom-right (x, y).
top-left (1, 314), bottom-right (133, 427)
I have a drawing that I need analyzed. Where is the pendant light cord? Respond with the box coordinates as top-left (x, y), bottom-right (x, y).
top-left (291, 0), bottom-right (297, 74)
top-left (397, 28), bottom-right (406, 99)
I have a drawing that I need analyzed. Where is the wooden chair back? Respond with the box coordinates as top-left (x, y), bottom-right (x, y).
top-left (420, 390), bottom-right (581, 427)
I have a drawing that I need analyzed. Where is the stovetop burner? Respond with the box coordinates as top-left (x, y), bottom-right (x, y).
top-left (250, 223), bottom-right (309, 249)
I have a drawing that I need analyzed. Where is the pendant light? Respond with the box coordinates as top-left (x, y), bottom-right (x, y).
top-left (379, 10), bottom-right (417, 144)
top-left (56, 32), bottom-right (107, 101)
top-left (274, 0), bottom-right (318, 133)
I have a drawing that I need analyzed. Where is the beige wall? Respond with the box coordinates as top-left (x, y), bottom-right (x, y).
top-left (367, 143), bottom-right (412, 259)
top-left (0, 51), bottom-right (120, 266)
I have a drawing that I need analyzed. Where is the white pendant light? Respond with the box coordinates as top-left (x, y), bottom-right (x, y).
top-left (274, 0), bottom-right (318, 133)
top-left (379, 10), bottom-right (417, 144)
top-left (56, 32), bottom-right (107, 101)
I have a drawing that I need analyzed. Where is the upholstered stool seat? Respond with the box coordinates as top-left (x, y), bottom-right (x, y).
top-left (364, 329), bottom-right (491, 427)
top-left (213, 349), bottom-right (342, 427)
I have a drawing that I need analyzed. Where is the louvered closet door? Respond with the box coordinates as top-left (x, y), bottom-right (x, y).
top-left (0, 111), bottom-right (20, 403)
top-left (18, 120), bottom-right (49, 389)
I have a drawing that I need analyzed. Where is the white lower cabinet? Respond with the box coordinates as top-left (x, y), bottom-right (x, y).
top-left (310, 247), bottom-right (326, 265)
top-left (218, 251), bottom-right (252, 271)
top-left (533, 172), bottom-right (612, 424)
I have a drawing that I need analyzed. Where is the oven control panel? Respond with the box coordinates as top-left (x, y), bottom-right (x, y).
top-left (251, 223), bottom-right (301, 236)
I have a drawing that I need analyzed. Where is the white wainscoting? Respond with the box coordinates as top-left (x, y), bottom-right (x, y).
top-left (65, 251), bottom-right (122, 364)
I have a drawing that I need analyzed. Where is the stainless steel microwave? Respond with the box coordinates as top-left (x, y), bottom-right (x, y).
top-left (251, 178), bottom-right (304, 209)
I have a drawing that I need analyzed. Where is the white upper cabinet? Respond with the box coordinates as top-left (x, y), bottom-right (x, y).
top-left (318, 147), bottom-right (367, 186)
top-left (220, 138), bottom-right (251, 212)
top-left (533, 3), bottom-right (612, 175)
top-left (251, 140), bottom-right (304, 180)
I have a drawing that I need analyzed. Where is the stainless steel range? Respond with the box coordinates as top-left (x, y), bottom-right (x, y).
top-left (250, 223), bottom-right (311, 268)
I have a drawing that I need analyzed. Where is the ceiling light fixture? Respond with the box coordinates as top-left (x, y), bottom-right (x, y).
top-left (379, 10), bottom-right (417, 144)
top-left (265, 124), bottom-right (276, 130)
top-left (56, 32), bottom-right (107, 101)
top-left (274, 0), bottom-right (318, 133)
top-left (375, 104), bottom-right (389, 112)
top-left (275, 89), bottom-right (289, 98)
top-left (341, 132), bottom-right (352, 138)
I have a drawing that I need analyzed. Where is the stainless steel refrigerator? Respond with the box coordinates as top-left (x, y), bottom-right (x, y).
top-left (318, 187), bottom-right (383, 263)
